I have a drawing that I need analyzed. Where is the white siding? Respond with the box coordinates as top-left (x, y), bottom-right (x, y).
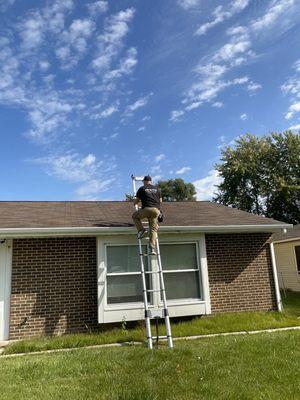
top-left (274, 240), bottom-right (300, 291)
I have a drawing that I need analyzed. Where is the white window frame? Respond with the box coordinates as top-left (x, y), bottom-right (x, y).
top-left (97, 233), bottom-right (211, 323)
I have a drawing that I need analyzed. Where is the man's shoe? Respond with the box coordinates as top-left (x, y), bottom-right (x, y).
top-left (137, 228), bottom-right (147, 239)
top-left (149, 247), bottom-right (157, 255)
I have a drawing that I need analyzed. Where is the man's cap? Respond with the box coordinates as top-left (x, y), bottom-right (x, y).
top-left (143, 175), bottom-right (152, 181)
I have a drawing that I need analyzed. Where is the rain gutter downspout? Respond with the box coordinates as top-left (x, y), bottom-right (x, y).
top-left (269, 242), bottom-right (283, 312)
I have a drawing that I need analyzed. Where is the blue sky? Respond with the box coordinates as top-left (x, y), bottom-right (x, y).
top-left (0, 0), bottom-right (300, 201)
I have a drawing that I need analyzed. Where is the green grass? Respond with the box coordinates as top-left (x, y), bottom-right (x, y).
top-left (1, 331), bottom-right (300, 399)
top-left (3, 291), bottom-right (300, 355)
top-left (281, 290), bottom-right (300, 316)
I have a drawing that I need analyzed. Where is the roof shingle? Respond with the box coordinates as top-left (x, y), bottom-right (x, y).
top-left (0, 201), bottom-right (288, 229)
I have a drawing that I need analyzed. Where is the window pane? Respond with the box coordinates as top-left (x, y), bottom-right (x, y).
top-left (295, 246), bottom-right (300, 273)
top-left (107, 245), bottom-right (148, 273)
top-left (164, 271), bottom-right (200, 300)
top-left (107, 275), bottom-right (149, 304)
top-left (160, 243), bottom-right (197, 270)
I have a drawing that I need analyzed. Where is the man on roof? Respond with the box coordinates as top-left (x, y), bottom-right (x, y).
top-left (132, 175), bottom-right (162, 255)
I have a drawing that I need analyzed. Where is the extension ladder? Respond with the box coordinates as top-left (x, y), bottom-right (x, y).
top-left (131, 175), bottom-right (173, 349)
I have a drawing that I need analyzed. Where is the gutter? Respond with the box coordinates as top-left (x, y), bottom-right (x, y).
top-left (0, 224), bottom-right (292, 238)
top-left (269, 242), bottom-right (283, 312)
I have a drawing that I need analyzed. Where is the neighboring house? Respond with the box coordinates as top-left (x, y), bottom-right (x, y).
top-left (0, 201), bottom-right (291, 341)
top-left (272, 225), bottom-right (300, 292)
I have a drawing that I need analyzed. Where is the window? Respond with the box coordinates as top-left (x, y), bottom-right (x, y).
top-left (106, 245), bottom-right (150, 304)
top-left (160, 243), bottom-right (201, 300)
top-left (295, 246), bottom-right (300, 274)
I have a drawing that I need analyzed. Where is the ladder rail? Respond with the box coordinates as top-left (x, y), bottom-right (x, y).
top-left (138, 238), bottom-right (153, 349)
top-left (156, 238), bottom-right (173, 348)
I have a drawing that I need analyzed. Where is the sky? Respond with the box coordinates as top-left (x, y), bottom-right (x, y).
top-left (0, 0), bottom-right (300, 201)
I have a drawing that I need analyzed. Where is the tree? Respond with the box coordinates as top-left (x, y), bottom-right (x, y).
top-left (157, 178), bottom-right (197, 201)
top-left (214, 131), bottom-right (300, 224)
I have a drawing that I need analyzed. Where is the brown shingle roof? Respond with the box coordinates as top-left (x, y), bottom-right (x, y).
top-left (0, 201), bottom-right (288, 229)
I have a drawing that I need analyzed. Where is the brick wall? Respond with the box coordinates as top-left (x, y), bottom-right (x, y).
top-left (205, 233), bottom-right (277, 313)
top-left (9, 233), bottom-right (277, 339)
top-left (10, 237), bottom-right (98, 339)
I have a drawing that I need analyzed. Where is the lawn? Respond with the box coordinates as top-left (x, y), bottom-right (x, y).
top-left (0, 331), bottom-right (299, 400)
top-left (3, 290), bottom-right (300, 355)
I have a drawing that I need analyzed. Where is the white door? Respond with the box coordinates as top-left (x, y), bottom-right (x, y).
top-left (0, 240), bottom-right (12, 341)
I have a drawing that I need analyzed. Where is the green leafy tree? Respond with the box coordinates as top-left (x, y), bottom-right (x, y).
top-left (214, 131), bottom-right (300, 224)
top-left (157, 178), bottom-right (197, 202)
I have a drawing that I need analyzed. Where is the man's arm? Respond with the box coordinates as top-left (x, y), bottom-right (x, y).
top-left (134, 187), bottom-right (142, 206)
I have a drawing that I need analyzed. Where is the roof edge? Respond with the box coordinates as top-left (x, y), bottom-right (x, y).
top-left (272, 236), bottom-right (300, 244)
top-left (0, 224), bottom-right (292, 238)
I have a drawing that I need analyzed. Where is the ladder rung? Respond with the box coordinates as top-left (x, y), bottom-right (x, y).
top-left (151, 336), bottom-right (169, 340)
top-left (144, 270), bottom-right (162, 274)
top-left (144, 289), bottom-right (163, 293)
top-left (139, 254), bottom-right (149, 257)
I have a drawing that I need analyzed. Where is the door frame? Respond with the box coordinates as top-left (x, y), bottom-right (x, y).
top-left (0, 239), bottom-right (12, 341)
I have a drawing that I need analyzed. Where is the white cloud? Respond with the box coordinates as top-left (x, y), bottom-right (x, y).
top-left (87, 1), bottom-right (108, 15)
top-left (155, 154), bottom-right (165, 162)
top-left (151, 165), bottom-right (161, 173)
top-left (82, 154), bottom-right (96, 166)
top-left (19, 1), bottom-right (74, 50)
top-left (215, 37), bottom-right (251, 62)
top-left (193, 170), bottom-right (222, 200)
top-left (33, 152), bottom-right (116, 198)
top-left (281, 58), bottom-right (300, 120)
top-left (251, 0), bottom-right (295, 32)
top-left (285, 102), bottom-right (300, 119)
top-left (176, 166), bottom-right (191, 175)
top-left (124, 93), bottom-right (152, 117)
top-left (195, 1), bottom-right (250, 36)
top-left (127, 97), bottom-right (148, 112)
top-left (56, 18), bottom-right (95, 67)
top-left (247, 81), bottom-right (262, 93)
top-left (92, 8), bottom-right (135, 72)
top-left (177, 0), bottom-right (202, 10)
top-left (294, 59), bottom-right (300, 72)
top-left (19, 12), bottom-right (44, 50)
top-left (240, 113), bottom-right (248, 120)
top-left (104, 47), bottom-right (137, 81)
top-left (99, 104), bottom-right (119, 119)
top-left (170, 110), bottom-right (184, 121)
top-left (39, 60), bottom-right (50, 71)
top-left (212, 101), bottom-right (223, 108)
top-left (137, 126), bottom-right (146, 132)
top-left (289, 123), bottom-right (300, 131)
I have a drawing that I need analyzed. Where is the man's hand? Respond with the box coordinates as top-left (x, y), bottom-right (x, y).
top-left (133, 197), bottom-right (140, 206)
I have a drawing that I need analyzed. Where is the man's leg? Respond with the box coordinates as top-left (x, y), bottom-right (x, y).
top-left (147, 208), bottom-right (160, 252)
top-left (132, 209), bottom-right (148, 236)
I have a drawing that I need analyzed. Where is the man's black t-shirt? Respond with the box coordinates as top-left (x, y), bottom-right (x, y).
top-left (136, 184), bottom-right (161, 209)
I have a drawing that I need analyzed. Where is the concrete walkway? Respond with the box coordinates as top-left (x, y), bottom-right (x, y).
top-left (1, 325), bottom-right (299, 358)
